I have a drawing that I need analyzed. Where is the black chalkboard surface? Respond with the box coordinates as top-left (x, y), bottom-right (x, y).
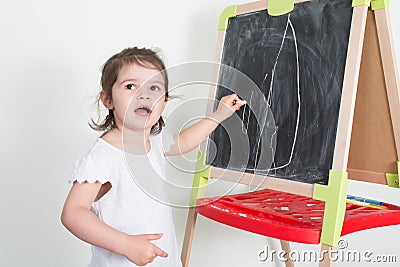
top-left (207, 0), bottom-right (353, 185)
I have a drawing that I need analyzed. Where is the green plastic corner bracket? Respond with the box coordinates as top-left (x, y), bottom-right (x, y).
top-left (352, 0), bottom-right (371, 7)
top-left (218, 5), bottom-right (237, 31)
top-left (371, 0), bottom-right (390, 10)
top-left (189, 151), bottom-right (211, 207)
top-left (352, 0), bottom-right (389, 8)
top-left (313, 170), bottom-right (348, 246)
top-left (268, 0), bottom-right (295, 16)
top-left (386, 173), bottom-right (399, 188)
top-left (386, 161), bottom-right (400, 188)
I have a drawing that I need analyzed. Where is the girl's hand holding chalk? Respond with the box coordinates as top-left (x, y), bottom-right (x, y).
top-left (213, 94), bottom-right (246, 122)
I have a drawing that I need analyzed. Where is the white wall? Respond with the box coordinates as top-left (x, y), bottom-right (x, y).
top-left (1, 0), bottom-right (399, 266)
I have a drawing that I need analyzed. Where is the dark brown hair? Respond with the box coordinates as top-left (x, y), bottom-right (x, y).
top-left (90, 47), bottom-right (169, 135)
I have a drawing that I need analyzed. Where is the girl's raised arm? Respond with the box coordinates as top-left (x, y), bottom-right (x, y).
top-left (165, 94), bottom-right (245, 156)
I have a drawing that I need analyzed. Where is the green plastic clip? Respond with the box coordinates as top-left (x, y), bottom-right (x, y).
top-left (189, 151), bottom-right (211, 207)
top-left (352, 0), bottom-right (371, 7)
top-left (313, 170), bottom-right (348, 246)
top-left (371, 0), bottom-right (390, 10)
top-left (386, 161), bottom-right (400, 188)
top-left (386, 173), bottom-right (399, 188)
top-left (218, 5), bottom-right (237, 31)
top-left (352, 0), bottom-right (389, 8)
top-left (268, 0), bottom-right (295, 16)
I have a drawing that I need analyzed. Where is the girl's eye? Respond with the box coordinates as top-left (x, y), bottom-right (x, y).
top-left (150, 85), bottom-right (161, 91)
top-left (126, 84), bottom-right (137, 90)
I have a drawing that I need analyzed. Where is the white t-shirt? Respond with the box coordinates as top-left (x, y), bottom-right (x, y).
top-left (70, 131), bottom-right (181, 267)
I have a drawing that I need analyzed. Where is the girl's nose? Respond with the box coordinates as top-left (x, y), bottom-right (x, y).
top-left (136, 89), bottom-right (150, 100)
top-left (138, 94), bottom-right (150, 99)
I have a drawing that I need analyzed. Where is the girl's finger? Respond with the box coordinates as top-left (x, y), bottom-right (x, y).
top-left (153, 245), bottom-right (168, 258)
top-left (146, 233), bottom-right (163, 241)
top-left (235, 100), bottom-right (247, 105)
top-left (222, 94), bottom-right (237, 102)
top-left (233, 94), bottom-right (241, 101)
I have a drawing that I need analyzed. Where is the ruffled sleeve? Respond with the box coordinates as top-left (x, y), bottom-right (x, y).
top-left (70, 153), bottom-right (112, 185)
top-left (161, 129), bottom-right (176, 154)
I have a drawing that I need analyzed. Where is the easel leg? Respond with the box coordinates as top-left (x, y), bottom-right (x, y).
top-left (374, 8), bottom-right (400, 157)
top-left (280, 240), bottom-right (295, 267)
top-left (319, 244), bottom-right (334, 267)
top-left (181, 207), bottom-right (198, 267)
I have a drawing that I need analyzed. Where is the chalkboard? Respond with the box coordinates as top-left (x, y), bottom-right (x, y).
top-left (206, 0), bottom-right (353, 185)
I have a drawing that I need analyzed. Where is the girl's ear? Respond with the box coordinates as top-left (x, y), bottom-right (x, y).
top-left (100, 91), bottom-right (113, 110)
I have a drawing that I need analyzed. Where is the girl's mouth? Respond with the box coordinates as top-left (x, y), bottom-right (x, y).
top-left (134, 105), bottom-right (152, 116)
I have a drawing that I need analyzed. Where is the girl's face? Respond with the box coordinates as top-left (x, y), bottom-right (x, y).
top-left (104, 63), bottom-right (167, 133)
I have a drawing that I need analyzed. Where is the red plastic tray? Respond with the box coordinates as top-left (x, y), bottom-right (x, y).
top-left (196, 189), bottom-right (400, 244)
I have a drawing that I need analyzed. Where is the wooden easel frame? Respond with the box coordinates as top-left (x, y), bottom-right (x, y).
top-left (181, 1), bottom-right (400, 266)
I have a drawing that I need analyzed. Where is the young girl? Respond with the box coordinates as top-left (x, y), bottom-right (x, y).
top-left (61, 47), bottom-right (245, 267)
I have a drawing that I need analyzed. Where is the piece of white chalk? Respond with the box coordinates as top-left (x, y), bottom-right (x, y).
top-left (236, 100), bottom-right (247, 105)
